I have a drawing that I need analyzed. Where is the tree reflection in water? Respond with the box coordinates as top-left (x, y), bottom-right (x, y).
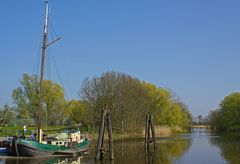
top-left (210, 133), bottom-right (240, 164)
top-left (81, 137), bottom-right (192, 164)
top-left (0, 156), bottom-right (81, 164)
top-left (152, 138), bottom-right (192, 164)
top-left (0, 137), bottom-right (191, 164)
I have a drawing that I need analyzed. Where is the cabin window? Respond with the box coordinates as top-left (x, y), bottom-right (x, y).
top-left (56, 142), bottom-right (58, 145)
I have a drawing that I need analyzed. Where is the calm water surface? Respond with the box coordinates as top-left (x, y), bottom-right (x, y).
top-left (1, 128), bottom-right (240, 164)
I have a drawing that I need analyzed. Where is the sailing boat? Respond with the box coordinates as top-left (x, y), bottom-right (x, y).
top-left (13, 1), bottom-right (89, 157)
top-left (15, 129), bottom-right (89, 156)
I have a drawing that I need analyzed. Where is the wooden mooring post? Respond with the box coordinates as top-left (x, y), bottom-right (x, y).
top-left (95, 110), bottom-right (114, 160)
top-left (145, 113), bottom-right (156, 151)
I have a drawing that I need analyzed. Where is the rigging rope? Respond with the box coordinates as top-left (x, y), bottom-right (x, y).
top-left (32, 14), bottom-right (71, 100)
top-left (50, 51), bottom-right (69, 99)
top-left (32, 41), bottom-right (42, 77)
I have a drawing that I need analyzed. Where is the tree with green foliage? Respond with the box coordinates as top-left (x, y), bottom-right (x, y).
top-left (42, 80), bottom-right (65, 125)
top-left (12, 74), bottom-right (40, 126)
top-left (80, 71), bottom-right (192, 134)
top-left (11, 71), bottom-right (192, 132)
top-left (209, 92), bottom-right (240, 131)
top-left (143, 82), bottom-right (191, 128)
top-left (80, 71), bottom-right (149, 134)
top-left (0, 105), bottom-right (16, 126)
top-left (65, 100), bottom-right (88, 125)
top-left (12, 74), bottom-right (66, 126)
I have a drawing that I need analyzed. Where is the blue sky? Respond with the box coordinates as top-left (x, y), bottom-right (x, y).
top-left (0, 0), bottom-right (240, 116)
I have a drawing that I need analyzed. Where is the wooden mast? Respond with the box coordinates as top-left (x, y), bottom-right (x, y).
top-left (40, 1), bottom-right (49, 85)
top-left (37, 1), bottom-right (49, 143)
top-left (38, 1), bottom-right (61, 142)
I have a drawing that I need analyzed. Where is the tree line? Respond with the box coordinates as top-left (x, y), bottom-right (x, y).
top-left (1, 74), bottom-right (86, 127)
top-left (207, 92), bottom-right (240, 132)
top-left (1, 71), bottom-right (192, 134)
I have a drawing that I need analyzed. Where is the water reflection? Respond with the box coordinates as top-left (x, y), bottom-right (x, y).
top-left (154, 138), bottom-right (191, 164)
top-left (80, 136), bottom-right (192, 164)
top-left (210, 133), bottom-right (240, 164)
top-left (0, 156), bottom-right (81, 164)
top-left (45, 157), bottom-right (81, 164)
top-left (0, 137), bottom-right (191, 164)
top-left (145, 151), bottom-right (155, 164)
top-left (3, 129), bottom-right (239, 164)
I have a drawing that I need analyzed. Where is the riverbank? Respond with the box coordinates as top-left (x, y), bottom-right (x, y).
top-left (0, 125), bottom-right (88, 140)
top-left (87, 125), bottom-right (189, 141)
top-left (1, 128), bottom-right (238, 164)
top-left (0, 125), bottom-right (189, 142)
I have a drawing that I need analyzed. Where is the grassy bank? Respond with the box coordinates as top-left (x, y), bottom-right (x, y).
top-left (87, 125), bottom-right (190, 141)
top-left (0, 125), bottom-right (89, 137)
top-left (0, 125), bottom-right (189, 140)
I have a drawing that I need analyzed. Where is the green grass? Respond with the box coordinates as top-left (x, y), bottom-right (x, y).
top-left (0, 125), bottom-right (90, 137)
top-left (0, 126), bottom-right (36, 137)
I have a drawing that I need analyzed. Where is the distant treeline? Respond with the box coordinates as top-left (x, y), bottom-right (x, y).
top-left (208, 92), bottom-right (240, 132)
top-left (0, 71), bottom-right (192, 134)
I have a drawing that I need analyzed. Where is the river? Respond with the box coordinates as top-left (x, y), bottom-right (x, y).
top-left (1, 128), bottom-right (240, 164)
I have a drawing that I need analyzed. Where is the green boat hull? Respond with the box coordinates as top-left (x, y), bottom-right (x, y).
top-left (16, 139), bottom-right (89, 157)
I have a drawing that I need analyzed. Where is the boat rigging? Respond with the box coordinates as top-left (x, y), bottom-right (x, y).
top-left (38, 1), bottom-right (62, 143)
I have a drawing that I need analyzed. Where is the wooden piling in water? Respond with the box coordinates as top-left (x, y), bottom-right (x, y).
top-left (100, 117), bottom-right (106, 160)
top-left (121, 120), bottom-right (123, 141)
top-left (150, 114), bottom-right (156, 149)
top-left (95, 110), bottom-right (107, 160)
top-left (145, 115), bottom-right (149, 149)
top-left (107, 112), bottom-right (114, 160)
top-left (95, 110), bottom-right (114, 160)
top-left (144, 113), bottom-right (156, 151)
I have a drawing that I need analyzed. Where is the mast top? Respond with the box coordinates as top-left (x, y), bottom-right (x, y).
top-left (44, 1), bottom-right (49, 34)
